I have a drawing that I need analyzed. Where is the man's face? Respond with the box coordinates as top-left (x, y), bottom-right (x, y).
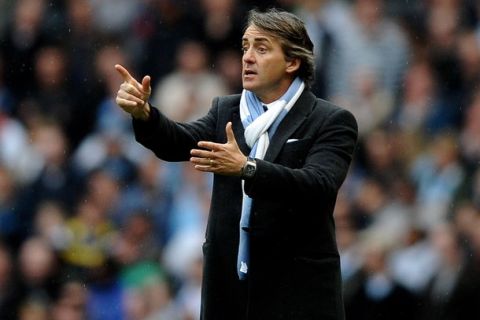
top-left (241, 25), bottom-right (298, 103)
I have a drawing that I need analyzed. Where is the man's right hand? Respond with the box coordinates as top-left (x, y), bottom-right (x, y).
top-left (114, 64), bottom-right (152, 120)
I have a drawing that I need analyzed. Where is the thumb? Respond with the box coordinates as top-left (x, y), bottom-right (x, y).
top-left (225, 122), bottom-right (236, 144)
top-left (141, 75), bottom-right (151, 94)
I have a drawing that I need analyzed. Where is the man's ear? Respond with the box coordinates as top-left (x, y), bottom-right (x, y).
top-left (286, 58), bottom-right (301, 74)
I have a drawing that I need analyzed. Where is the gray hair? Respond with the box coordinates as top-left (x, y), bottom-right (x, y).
top-left (246, 8), bottom-right (315, 88)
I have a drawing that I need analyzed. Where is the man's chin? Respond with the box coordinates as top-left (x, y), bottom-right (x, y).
top-left (242, 81), bottom-right (257, 92)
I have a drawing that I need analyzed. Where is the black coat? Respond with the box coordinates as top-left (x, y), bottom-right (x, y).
top-left (133, 90), bottom-right (358, 319)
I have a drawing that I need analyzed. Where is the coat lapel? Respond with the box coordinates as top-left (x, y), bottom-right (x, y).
top-left (232, 109), bottom-right (251, 156)
top-left (231, 90), bottom-right (316, 161)
top-left (264, 90), bottom-right (316, 162)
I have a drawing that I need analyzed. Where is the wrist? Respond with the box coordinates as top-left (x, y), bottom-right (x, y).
top-left (133, 103), bottom-right (151, 121)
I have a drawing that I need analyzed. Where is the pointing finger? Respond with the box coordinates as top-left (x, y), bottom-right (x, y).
top-left (115, 64), bottom-right (137, 84)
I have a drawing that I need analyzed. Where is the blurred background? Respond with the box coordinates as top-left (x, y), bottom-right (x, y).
top-left (1, 0), bottom-right (480, 319)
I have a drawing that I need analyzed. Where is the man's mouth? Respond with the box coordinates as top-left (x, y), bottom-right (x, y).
top-left (244, 70), bottom-right (256, 76)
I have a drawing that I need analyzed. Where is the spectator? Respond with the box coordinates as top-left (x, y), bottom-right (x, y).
top-left (113, 212), bottom-right (162, 266)
top-left (196, 0), bottom-right (244, 61)
top-left (15, 120), bottom-right (80, 236)
top-left (84, 258), bottom-right (125, 320)
top-left (459, 89), bottom-right (480, 171)
top-left (410, 131), bottom-right (465, 229)
top-left (345, 230), bottom-right (420, 320)
top-left (151, 39), bottom-right (228, 122)
top-left (392, 59), bottom-right (437, 135)
top-left (294, 0), bottom-right (348, 97)
top-left (351, 177), bottom-right (413, 245)
top-left (29, 45), bottom-right (74, 132)
top-left (456, 29), bottom-right (480, 96)
top-left (64, 0), bottom-right (105, 149)
top-left (33, 200), bottom-right (70, 251)
top-left (0, 0), bottom-right (48, 100)
top-left (174, 253), bottom-right (203, 320)
top-left (420, 0), bottom-right (467, 133)
top-left (133, 0), bottom-right (199, 80)
top-left (89, 0), bottom-right (140, 38)
top-left (215, 49), bottom-right (243, 94)
top-left (50, 280), bottom-right (87, 320)
top-left (420, 222), bottom-right (480, 320)
top-left (114, 154), bottom-right (175, 246)
top-left (18, 297), bottom-right (49, 320)
top-left (357, 127), bottom-right (405, 185)
top-left (326, 0), bottom-right (410, 102)
top-left (60, 197), bottom-right (117, 273)
top-left (16, 237), bottom-right (61, 311)
top-left (0, 242), bottom-right (21, 320)
top-left (0, 97), bottom-right (43, 186)
top-left (390, 226), bottom-right (440, 294)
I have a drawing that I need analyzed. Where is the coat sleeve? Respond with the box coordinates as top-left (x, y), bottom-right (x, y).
top-left (132, 98), bottom-right (219, 162)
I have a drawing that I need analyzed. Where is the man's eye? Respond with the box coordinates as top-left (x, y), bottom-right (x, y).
top-left (257, 47), bottom-right (267, 53)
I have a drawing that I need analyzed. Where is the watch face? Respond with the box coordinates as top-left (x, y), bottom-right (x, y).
top-left (244, 162), bottom-right (256, 178)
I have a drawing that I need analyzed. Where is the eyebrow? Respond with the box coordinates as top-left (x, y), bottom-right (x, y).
top-left (242, 37), bottom-right (271, 44)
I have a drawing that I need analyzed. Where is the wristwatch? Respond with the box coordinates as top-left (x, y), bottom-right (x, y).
top-left (241, 157), bottom-right (257, 179)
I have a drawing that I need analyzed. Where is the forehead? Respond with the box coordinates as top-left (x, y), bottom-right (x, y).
top-left (242, 25), bottom-right (276, 43)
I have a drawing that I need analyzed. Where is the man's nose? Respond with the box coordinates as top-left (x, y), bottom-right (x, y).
top-left (243, 48), bottom-right (255, 63)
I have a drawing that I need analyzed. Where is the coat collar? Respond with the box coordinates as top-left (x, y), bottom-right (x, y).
top-left (232, 90), bottom-right (316, 162)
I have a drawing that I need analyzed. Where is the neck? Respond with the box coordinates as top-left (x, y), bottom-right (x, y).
top-left (255, 77), bottom-right (295, 103)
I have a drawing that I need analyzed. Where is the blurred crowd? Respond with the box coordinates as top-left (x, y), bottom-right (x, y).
top-left (1, 0), bottom-right (480, 319)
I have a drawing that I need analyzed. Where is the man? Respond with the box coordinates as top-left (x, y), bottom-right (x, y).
top-left (115, 8), bottom-right (358, 320)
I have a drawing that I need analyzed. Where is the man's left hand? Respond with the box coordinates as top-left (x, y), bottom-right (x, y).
top-left (190, 122), bottom-right (247, 176)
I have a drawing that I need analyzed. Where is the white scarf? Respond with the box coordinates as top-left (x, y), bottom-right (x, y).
top-left (237, 77), bottom-right (305, 279)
